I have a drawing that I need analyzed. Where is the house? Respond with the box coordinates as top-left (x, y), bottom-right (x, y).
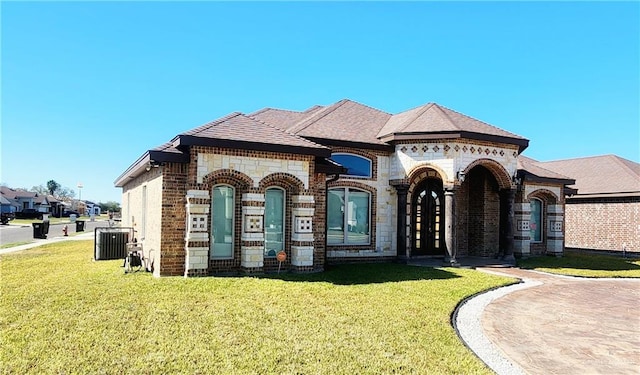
top-left (0, 187), bottom-right (37, 212)
top-left (116, 99), bottom-right (576, 277)
top-left (537, 155), bottom-right (639, 253)
top-left (84, 201), bottom-right (102, 216)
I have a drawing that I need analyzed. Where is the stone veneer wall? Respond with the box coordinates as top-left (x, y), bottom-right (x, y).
top-left (121, 167), bottom-right (163, 277)
top-left (565, 197), bottom-right (639, 253)
top-left (326, 147), bottom-right (396, 262)
top-left (391, 139), bottom-right (519, 185)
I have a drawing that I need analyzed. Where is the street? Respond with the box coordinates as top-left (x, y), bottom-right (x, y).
top-left (0, 220), bottom-right (111, 247)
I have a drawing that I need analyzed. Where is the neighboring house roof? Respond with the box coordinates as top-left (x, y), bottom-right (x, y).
top-left (518, 156), bottom-right (576, 190)
top-left (35, 195), bottom-right (50, 205)
top-left (538, 155), bottom-right (640, 198)
top-left (0, 186), bottom-right (37, 199)
top-left (0, 195), bottom-right (14, 205)
top-left (378, 103), bottom-right (529, 151)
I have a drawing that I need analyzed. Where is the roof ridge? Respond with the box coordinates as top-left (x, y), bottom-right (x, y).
top-left (184, 112), bottom-right (243, 137)
top-left (250, 107), bottom-right (304, 116)
top-left (431, 103), bottom-right (460, 130)
top-left (436, 103), bottom-right (525, 139)
top-left (344, 99), bottom-right (392, 115)
top-left (286, 99), bottom-right (349, 134)
top-left (250, 115), bottom-right (328, 150)
top-left (610, 154), bottom-right (640, 177)
top-left (382, 102), bottom-right (435, 136)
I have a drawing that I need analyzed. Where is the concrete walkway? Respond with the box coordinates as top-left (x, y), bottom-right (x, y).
top-left (457, 267), bottom-right (640, 375)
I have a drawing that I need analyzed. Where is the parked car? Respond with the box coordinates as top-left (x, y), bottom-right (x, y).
top-left (15, 209), bottom-right (43, 220)
top-left (1, 212), bottom-right (15, 225)
top-left (62, 210), bottom-right (82, 217)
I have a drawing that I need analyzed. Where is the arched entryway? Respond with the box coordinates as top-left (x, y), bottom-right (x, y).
top-left (411, 178), bottom-right (445, 256)
top-left (456, 159), bottom-right (516, 260)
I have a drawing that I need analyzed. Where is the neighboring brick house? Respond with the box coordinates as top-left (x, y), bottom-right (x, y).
top-left (116, 99), bottom-right (575, 277)
top-left (538, 155), bottom-right (640, 253)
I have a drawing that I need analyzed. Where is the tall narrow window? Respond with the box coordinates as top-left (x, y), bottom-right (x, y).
top-left (530, 198), bottom-right (543, 243)
top-left (327, 187), bottom-right (370, 245)
top-left (211, 185), bottom-right (234, 259)
top-left (264, 188), bottom-right (285, 257)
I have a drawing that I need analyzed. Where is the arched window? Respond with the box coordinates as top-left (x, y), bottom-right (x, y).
top-left (530, 198), bottom-right (543, 243)
top-left (211, 185), bottom-right (234, 259)
top-left (264, 187), bottom-right (285, 257)
top-left (327, 187), bottom-right (370, 245)
top-left (331, 153), bottom-right (372, 178)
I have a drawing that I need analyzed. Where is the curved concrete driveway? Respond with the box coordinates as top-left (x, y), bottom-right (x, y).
top-left (457, 268), bottom-right (640, 375)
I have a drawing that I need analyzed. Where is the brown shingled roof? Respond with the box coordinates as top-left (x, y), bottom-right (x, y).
top-left (249, 106), bottom-right (324, 131)
top-left (177, 112), bottom-right (329, 154)
top-left (378, 103), bottom-right (528, 150)
top-left (283, 99), bottom-right (392, 146)
top-left (538, 155), bottom-right (640, 197)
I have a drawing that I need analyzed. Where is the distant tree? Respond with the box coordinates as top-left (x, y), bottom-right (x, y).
top-left (47, 180), bottom-right (61, 196)
top-left (99, 201), bottom-right (121, 212)
top-left (57, 187), bottom-right (76, 201)
top-left (30, 185), bottom-right (48, 195)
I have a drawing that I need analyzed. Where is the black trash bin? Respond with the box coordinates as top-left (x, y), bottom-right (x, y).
top-left (32, 223), bottom-right (47, 239)
top-left (42, 220), bottom-right (50, 235)
top-left (76, 220), bottom-right (85, 232)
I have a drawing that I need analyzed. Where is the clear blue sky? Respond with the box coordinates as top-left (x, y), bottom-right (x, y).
top-left (2, 1), bottom-right (638, 203)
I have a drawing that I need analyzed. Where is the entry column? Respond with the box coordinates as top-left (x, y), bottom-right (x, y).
top-left (393, 184), bottom-right (409, 260)
top-left (500, 188), bottom-right (516, 264)
top-left (444, 189), bottom-right (459, 266)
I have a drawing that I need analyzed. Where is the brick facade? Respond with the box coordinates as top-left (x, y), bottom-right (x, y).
top-left (117, 101), bottom-right (575, 276)
top-left (565, 197), bottom-right (639, 253)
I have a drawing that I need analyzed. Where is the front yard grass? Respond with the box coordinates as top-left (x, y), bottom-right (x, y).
top-left (1, 241), bottom-right (514, 374)
top-left (518, 252), bottom-right (640, 278)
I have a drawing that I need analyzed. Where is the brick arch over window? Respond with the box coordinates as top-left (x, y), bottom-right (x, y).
top-left (202, 169), bottom-right (253, 189)
top-left (258, 173), bottom-right (304, 193)
top-left (527, 189), bottom-right (558, 204)
top-left (462, 158), bottom-right (514, 190)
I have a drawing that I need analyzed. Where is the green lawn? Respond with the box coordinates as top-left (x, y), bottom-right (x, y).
top-left (518, 252), bottom-right (640, 278)
top-left (0, 241), bottom-right (514, 374)
top-left (0, 241), bottom-right (32, 249)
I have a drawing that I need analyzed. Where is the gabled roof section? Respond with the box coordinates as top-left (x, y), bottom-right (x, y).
top-left (175, 112), bottom-right (330, 156)
top-left (116, 112), bottom-right (331, 187)
top-left (281, 99), bottom-right (392, 148)
top-left (518, 155), bottom-right (575, 183)
top-left (378, 103), bottom-right (529, 152)
top-left (538, 155), bottom-right (640, 197)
